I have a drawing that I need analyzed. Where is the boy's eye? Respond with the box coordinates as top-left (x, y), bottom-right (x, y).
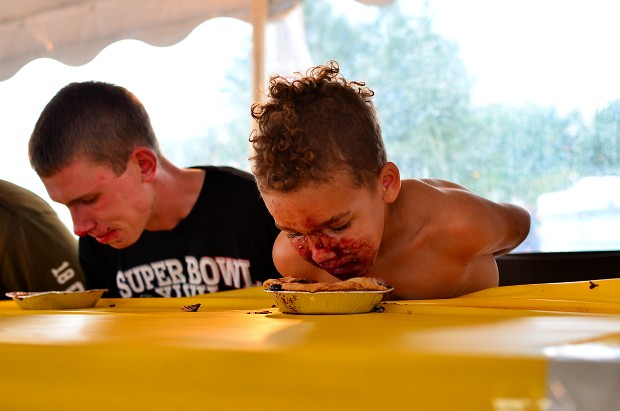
top-left (81, 195), bottom-right (98, 205)
top-left (330, 222), bottom-right (351, 233)
top-left (284, 222), bottom-right (350, 239)
top-left (286, 232), bottom-right (304, 240)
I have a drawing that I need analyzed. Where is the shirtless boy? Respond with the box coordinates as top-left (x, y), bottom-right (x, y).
top-left (249, 61), bottom-right (530, 300)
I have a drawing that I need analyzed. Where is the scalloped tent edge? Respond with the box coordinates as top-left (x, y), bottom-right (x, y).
top-left (0, 0), bottom-right (394, 99)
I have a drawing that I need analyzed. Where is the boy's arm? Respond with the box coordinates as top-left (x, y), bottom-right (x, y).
top-left (421, 179), bottom-right (531, 258)
top-left (2, 213), bottom-right (85, 293)
top-left (488, 202), bottom-right (531, 256)
top-left (441, 188), bottom-right (531, 259)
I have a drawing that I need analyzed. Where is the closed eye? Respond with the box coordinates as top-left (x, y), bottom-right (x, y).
top-left (330, 222), bottom-right (351, 234)
top-left (285, 231), bottom-right (304, 240)
top-left (81, 195), bottom-right (98, 205)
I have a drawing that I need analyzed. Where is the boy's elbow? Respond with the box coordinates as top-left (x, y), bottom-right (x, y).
top-left (492, 205), bottom-right (531, 257)
top-left (516, 206), bottom-right (532, 242)
top-left (498, 206), bottom-right (531, 255)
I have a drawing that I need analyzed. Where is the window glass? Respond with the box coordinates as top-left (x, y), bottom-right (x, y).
top-left (289, 0), bottom-right (620, 252)
top-left (1, 0), bottom-right (618, 253)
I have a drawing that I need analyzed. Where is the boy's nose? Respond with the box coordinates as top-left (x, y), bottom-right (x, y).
top-left (310, 238), bottom-right (336, 263)
top-left (71, 210), bottom-right (96, 237)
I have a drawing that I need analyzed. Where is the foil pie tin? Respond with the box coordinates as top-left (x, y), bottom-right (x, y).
top-left (265, 288), bottom-right (393, 314)
top-left (5, 289), bottom-right (107, 310)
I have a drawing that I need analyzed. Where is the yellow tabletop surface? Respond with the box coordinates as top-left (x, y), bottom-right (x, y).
top-left (1, 279), bottom-right (620, 411)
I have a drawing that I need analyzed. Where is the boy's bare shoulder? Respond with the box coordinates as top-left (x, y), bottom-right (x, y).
top-left (416, 178), bottom-right (469, 190)
top-left (397, 179), bottom-right (492, 233)
top-left (399, 179), bottom-right (467, 206)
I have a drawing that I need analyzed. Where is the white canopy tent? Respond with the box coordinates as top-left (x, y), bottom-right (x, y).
top-left (0, 0), bottom-right (392, 99)
top-left (0, 0), bottom-right (301, 101)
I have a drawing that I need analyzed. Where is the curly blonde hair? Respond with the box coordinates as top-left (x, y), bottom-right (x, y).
top-left (250, 61), bottom-right (386, 193)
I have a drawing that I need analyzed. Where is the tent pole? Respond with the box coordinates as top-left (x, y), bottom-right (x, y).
top-left (251, 0), bottom-right (268, 104)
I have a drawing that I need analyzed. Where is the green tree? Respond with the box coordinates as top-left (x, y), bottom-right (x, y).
top-left (585, 100), bottom-right (620, 175)
top-left (162, 34), bottom-right (254, 170)
top-left (465, 104), bottom-right (577, 205)
top-left (302, 0), bottom-right (598, 210)
top-left (303, 0), bottom-right (472, 181)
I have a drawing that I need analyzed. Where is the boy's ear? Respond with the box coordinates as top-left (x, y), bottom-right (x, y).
top-left (379, 162), bottom-right (401, 203)
top-left (131, 147), bottom-right (158, 182)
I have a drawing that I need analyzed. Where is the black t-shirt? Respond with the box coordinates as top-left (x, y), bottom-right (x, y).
top-left (79, 166), bottom-right (280, 297)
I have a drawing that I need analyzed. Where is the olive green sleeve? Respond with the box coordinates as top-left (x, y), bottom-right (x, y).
top-left (0, 209), bottom-right (86, 296)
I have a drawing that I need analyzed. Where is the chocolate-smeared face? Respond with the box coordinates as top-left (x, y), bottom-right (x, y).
top-left (262, 172), bottom-right (386, 280)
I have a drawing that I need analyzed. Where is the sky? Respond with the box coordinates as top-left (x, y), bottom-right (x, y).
top-left (422, 0), bottom-right (620, 118)
top-left (334, 0), bottom-right (620, 117)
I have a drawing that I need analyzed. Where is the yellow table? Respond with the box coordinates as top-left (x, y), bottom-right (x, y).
top-left (1, 279), bottom-right (620, 411)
